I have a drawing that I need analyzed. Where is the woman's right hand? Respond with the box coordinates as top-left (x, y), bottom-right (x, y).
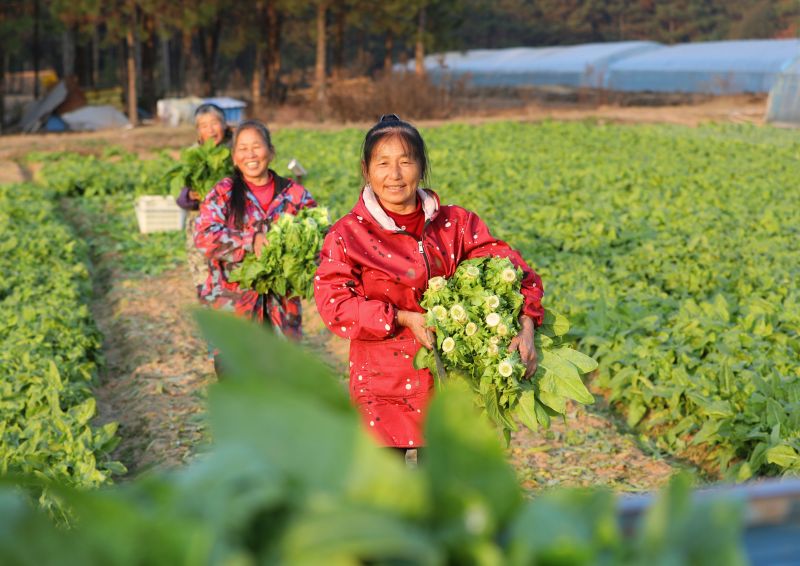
top-left (397, 310), bottom-right (434, 349)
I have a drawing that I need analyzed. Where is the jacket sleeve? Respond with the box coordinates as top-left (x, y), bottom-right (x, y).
top-left (314, 228), bottom-right (398, 341)
top-left (461, 211), bottom-right (545, 326)
top-left (194, 181), bottom-right (256, 263)
top-left (293, 185), bottom-right (318, 210)
top-left (176, 186), bottom-right (200, 211)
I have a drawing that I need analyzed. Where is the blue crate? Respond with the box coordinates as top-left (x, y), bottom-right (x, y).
top-left (202, 97), bottom-right (246, 125)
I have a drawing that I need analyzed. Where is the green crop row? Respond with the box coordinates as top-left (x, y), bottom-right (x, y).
top-left (274, 121), bottom-right (800, 479)
top-left (33, 146), bottom-right (175, 198)
top-left (32, 147), bottom-right (186, 276)
top-left (0, 184), bottom-right (122, 515)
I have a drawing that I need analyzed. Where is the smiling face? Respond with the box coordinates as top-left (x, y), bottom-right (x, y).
top-left (196, 114), bottom-right (226, 145)
top-left (233, 127), bottom-right (273, 184)
top-left (364, 135), bottom-right (421, 214)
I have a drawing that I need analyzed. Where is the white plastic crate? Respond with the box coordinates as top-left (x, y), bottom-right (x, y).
top-left (134, 195), bottom-right (186, 234)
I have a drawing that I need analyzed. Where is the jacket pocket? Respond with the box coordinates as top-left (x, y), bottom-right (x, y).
top-left (354, 338), bottom-right (430, 399)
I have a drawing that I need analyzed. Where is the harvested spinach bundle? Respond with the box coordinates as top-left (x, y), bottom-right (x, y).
top-left (229, 207), bottom-right (330, 300)
top-left (166, 139), bottom-right (233, 197)
top-left (415, 256), bottom-right (597, 440)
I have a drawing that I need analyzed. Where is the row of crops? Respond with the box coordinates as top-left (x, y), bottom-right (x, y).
top-left (28, 121), bottom-right (800, 480)
top-left (0, 183), bottom-right (122, 514)
top-left (0, 149), bottom-right (193, 518)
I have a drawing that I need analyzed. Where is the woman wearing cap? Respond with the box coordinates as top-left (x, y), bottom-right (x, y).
top-left (176, 103), bottom-right (233, 298)
top-left (195, 119), bottom-right (316, 373)
top-left (313, 114), bottom-right (544, 459)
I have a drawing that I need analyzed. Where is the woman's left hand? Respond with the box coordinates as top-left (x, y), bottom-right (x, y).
top-left (508, 316), bottom-right (537, 379)
top-left (253, 232), bottom-right (269, 258)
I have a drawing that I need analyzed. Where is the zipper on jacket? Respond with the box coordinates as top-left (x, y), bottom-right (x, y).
top-left (399, 219), bottom-right (431, 281)
top-left (417, 239), bottom-right (431, 280)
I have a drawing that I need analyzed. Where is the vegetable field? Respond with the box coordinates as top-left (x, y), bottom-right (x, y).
top-left (275, 121), bottom-right (800, 479)
top-left (16, 120), bottom-right (800, 482)
top-left (1, 118), bottom-right (797, 560)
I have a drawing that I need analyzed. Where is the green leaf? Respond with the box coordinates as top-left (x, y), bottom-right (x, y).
top-left (534, 399), bottom-right (551, 428)
top-left (281, 505), bottom-right (440, 565)
top-left (765, 445), bottom-right (800, 470)
top-left (425, 379), bottom-right (522, 540)
top-left (542, 310), bottom-right (570, 336)
top-left (554, 347), bottom-right (598, 374)
top-left (515, 391), bottom-right (539, 432)
top-left (537, 390), bottom-right (567, 415)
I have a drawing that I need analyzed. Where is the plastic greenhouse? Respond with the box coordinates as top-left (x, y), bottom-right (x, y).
top-left (410, 42), bottom-right (660, 88)
top-left (767, 58), bottom-right (800, 124)
top-left (606, 39), bottom-right (800, 94)
top-left (408, 39), bottom-right (800, 96)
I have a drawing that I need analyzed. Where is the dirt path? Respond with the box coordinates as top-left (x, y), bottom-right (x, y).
top-left (62, 199), bottom-right (214, 475)
top-left (87, 266), bottom-right (215, 475)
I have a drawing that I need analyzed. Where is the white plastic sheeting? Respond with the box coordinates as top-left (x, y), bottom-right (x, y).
top-left (60, 105), bottom-right (131, 131)
top-left (411, 42), bottom-right (659, 88)
top-left (409, 39), bottom-right (800, 94)
top-left (767, 58), bottom-right (800, 124)
top-left (607, 39), bottom-right (800, 94)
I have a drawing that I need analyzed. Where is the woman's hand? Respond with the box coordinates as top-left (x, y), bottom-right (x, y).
top-left (253, 232), bottom-right (268, 258)
top-left (508, 316), bottom-right (538, 378)
top-left (188, 190), bottom-right (201, 201)
top-left (397, 310), bottom-right (434, 349)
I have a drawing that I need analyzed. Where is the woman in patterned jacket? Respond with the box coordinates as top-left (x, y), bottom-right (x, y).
top-left (314, 114), bottom-right (543, 459)
top-left (195, 120), bottom-right (316, 373)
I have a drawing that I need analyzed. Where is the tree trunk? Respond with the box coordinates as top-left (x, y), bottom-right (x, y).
top-left (140, 13), bottom-right (158, 113)
top-left (0, 38), bottom-right (5, 133)
top-left (181, 30), bottom-right (193, 95)
top-left (383, 30), bottom-right (393, 74)
top-left (62, 28), bottom-right (76, 79)
top-left (356, 28), bottom-right (369, 74)
top-left (75, 38), bottom-right (92, 87)
top-left (92, 27), bottom-right (100, 86)
top-left (266, 3), bottom-right (282, 102)
top-left (251, 0), bottom-right (266, 112)
top-left (160, 33), bottom-right (171, 95)
top-left (198, 16), bottom-right (223, 97)
top-left (332, 6), bottom-right (345, 80)
top-left (126, 25), bottom-right (139, 126)
top-left (33, 0), bottom-right (40, 97)
top-left (415, 5), bottom-right (426, 76)
top-left (315, 2), bottom-right (327, 104)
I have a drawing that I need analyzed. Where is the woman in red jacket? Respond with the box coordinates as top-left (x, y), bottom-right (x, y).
top-left (314, 114), bottom-right (544, 458)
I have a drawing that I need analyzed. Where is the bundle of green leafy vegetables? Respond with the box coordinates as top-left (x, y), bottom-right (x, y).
top-left (165, 139), bottom-right (233, 197)
top-left (415, 256), bottom-right (597, 439)
top-left (229, 207), bottom-right (330, 300)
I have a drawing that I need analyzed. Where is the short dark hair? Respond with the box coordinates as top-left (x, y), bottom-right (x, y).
top-left (194, 103), bottom-right (226, 124)
top-left (362, 114), bottom-right (429, 185)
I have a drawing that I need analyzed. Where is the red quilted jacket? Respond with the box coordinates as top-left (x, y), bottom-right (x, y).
top-left (314, 186), bottom-right (544, 447)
